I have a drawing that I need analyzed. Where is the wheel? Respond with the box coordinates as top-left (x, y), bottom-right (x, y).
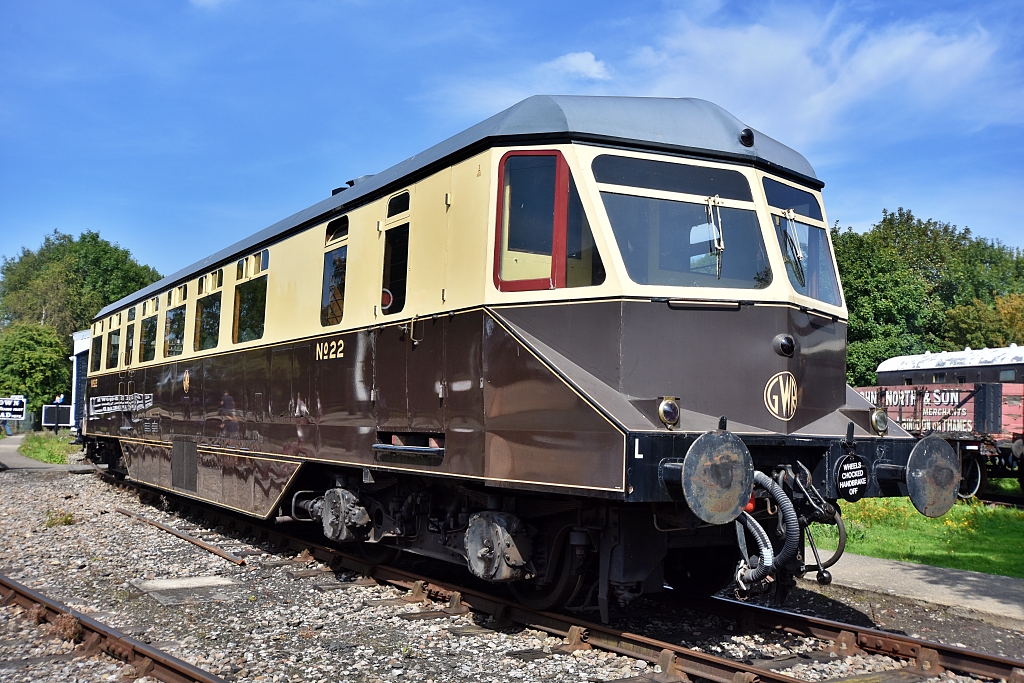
top-left (664, 546), bottom-right (737, 597)
top-left (957, 456), bottom-right (986, 499)
top-left (509, 542), bottom-right (583, 612)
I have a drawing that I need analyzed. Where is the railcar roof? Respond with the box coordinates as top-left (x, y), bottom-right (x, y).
top-left (97, 95), bottom-right (819, 319)
top-left (877, 344), bottom-right (1024, 372)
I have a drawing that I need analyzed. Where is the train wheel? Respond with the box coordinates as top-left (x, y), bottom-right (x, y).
top-left (509, 543), bottom-right (583, 612)
top-left (957, 456), bottom-right (986, 499)
top-left (664, 547), bottom-right (737, 597)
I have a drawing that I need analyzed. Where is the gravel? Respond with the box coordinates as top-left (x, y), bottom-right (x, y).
top-left (0, 462), bottom-right (1018, 682)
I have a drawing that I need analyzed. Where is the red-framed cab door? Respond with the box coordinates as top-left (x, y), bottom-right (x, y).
top-left (493, 150), bottom-right (570, 292)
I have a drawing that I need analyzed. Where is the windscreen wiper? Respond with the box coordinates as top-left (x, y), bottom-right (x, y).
top-left (782, 209), bottom-right (806, 286)
top-left (706, 195), bottom-right (725, 279)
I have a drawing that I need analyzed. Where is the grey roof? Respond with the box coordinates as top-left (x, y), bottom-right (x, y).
top-left (97, 95), bottom-right (819, 318)
top-left (877, 344), bottom-right (1024, 373)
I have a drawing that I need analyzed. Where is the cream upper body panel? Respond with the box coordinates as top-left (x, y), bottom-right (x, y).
top-left (87, 143), bottom-right (844, 377)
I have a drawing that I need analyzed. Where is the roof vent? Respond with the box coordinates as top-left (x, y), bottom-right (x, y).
top-left (347, 174), bottom-right (375, 187)
top-left (964, 347), bottom-right (971, 351)
top-left (332, 186), bottom-right (347, 196)
top-left (739, 128), bottom-right (754, 147)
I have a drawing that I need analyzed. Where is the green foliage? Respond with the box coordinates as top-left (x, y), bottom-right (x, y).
top-left (0, 323), bottom-right (72, 414)
top-left (833, 208), bottom-right (1024, 386)
top-left (44, 508), bottom-right (75, 527)
top-left (0, 230), bottom-right (161, 346)
top-left (813, 497), bottom-right (1024, 579)
top-left (19, 430), bottom-right (78, 465)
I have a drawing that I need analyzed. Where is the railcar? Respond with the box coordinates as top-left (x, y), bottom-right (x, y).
top-left (856, 345), bottom-right (1024, 498)
top-left (84, 96), bottom-right (959, 618)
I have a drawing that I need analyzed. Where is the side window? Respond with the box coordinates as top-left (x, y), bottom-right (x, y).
top-left (124, 323), bottom-right (135, 365)
top-left (140, 315), bottom-right (158, 362)
top-left (194, 292), bottom-right (222, 351)
top-left (90, 336), bottom-right (103, 372)
top-left (387, 192), bottom-right (410, 218)
top-left (234, 274), bottom-right (268, 342)
top-left (1000, 369), bottom-right (1016, 381)
top-left (106, 328), bottom-right (121, 369)
top-left (164, 305), bottom-right (186, 357)
top-left (321, 246), bottom-right (348, 326)
top-left (325, 215), bottom-right (349, 244)
top-left (495, 151), bottom-right (605, 291)
top-left (381, 224), bottom-right (409, 316)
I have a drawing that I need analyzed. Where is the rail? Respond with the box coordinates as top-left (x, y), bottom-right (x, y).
top-left (0, 572), bottom-right (225, 683)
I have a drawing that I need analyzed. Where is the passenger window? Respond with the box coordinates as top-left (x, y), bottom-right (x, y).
top-left (233, 274), bottom-right (268, 342)
top-left (127, 307), bottom-right (136, 322)
top-left (381, 224), bottom-right (409, 315)
top-left (932, 372), bottom-right (946, 383)
top-left (387, 192), bottom-right (410, 218)
top-left (106, 329), bottom-right (121, 369)
top-left (496, 151), bottom-right (605, 291)
top-left (194, 292), bottom-right (221, 351)
top-left (321, 246), bottom-right (348, 325)
top-left (325, 215), bottom-right (349, 244)
top-left (124, 324), bottom-right (135, 366)
top-left (90, 336), bottom-right (103, 372)
top-left (140, 315), bottom-right (158, 362)
top-left (1000, 369), bottom-right (1016, 381)
top-left (164, 305), bottom-right (186, 357)
top-left (904, 378), bottom-right (912, 385)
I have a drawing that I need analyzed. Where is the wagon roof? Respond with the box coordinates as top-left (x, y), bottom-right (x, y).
top-left (877, 344), bottom-right (1024, 372)
top-left (97, 95), bottom-right (818, 319)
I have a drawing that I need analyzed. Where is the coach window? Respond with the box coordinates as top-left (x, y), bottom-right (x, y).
top-left (194, 291), bottom-right (221, 351)
top-left (233, 275), bottom-right (268, 342)
top-left (321, 245), bottom-right (348, 325)
top-left (932, 372), bottom-right (946, 383)
top-left (1001, 369), bottom-right (1016, 381)
top-left (164, 305), bottom-right (186, 356)
top-left (387, 192), bottom-right (410, 219)
top-left (325, 215), bottom-right (349, 244)
top-left (380, 224), bottom-right (409, 315)
top-left (124, 321), bottom-right (135, 365)
top-left (106, 327), bottom-right (121, 369)
top-left (140, 315), bottom-right (158, 362)
top-left (495, 151), bottom-right (605, 291)
top-left (90, 335), bottom-right (103, 372)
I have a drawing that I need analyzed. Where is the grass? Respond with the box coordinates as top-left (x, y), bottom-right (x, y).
top-left (812, 497), bottom-right (1024, 579)
top-left (44, 508), bottom-right (75, 527)
top-left (986, 478), bottom-right (1023, 495)
top-left (18, 430), bottom-right (78, 465)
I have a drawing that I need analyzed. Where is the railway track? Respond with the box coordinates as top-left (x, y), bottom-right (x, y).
top-left (976, 491), bottom-right (1024, 509)
top-left (0, 571), bottom-right (224, 683)
top-left (99, 472), bottom-right (1024, 683)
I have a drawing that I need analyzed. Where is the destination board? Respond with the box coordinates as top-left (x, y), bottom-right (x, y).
top-left (0, 397), bottom-right (26, 421)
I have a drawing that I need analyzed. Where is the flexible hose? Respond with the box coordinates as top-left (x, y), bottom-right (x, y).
top-left (755, 470), bottom-right (800, 571)
top-left (736, 512), bottom-right (774, 585)
top-left (737, 471), bottom-right (801, 586)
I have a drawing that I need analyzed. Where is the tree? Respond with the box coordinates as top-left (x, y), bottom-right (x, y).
top-left (833, 208), bottom-right (1024, 386)
top-left (0, 231), bottom-right (161, 346)
top-left (0, 323), bottom-right (71, 414)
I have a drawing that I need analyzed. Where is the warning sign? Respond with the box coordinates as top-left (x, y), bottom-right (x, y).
top-left (836, 454), bottom-right (869, 502)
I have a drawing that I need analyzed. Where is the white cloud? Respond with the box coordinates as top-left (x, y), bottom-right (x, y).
top-left (542, 51), bottom-right (612, 81)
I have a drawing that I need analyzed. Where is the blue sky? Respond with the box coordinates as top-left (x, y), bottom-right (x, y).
top-left (2, 0), bottom-right (1022, 278)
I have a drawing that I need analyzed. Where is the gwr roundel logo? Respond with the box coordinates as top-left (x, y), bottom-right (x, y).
top-left (764, 371), bottom-right (798, 421)
top-left (182, 370), bottom-right (190, 394)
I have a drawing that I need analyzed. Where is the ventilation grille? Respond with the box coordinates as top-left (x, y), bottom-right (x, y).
top-left (171, 439), bottom-right (198, 492)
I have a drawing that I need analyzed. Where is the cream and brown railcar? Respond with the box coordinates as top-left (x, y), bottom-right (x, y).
top-left (85, 96), bottom-right (959, 615)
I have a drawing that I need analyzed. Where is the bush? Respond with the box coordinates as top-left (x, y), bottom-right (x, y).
top-left (19, 431), bottom-right (78, 464)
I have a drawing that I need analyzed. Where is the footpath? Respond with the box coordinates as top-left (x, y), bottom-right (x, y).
top-left (0, 433), bottom-right (94, 473)
top-left (802, 552), bottom-right (1024, 630)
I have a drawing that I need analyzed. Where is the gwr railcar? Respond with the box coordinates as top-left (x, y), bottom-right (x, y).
top-left (84, 96), bottom-right (959, 618)
top-left (857, 345), bottom-right (1024, 497)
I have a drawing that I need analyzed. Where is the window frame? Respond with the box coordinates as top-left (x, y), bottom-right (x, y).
top-left (492, 150), bottom-right (571, 292)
